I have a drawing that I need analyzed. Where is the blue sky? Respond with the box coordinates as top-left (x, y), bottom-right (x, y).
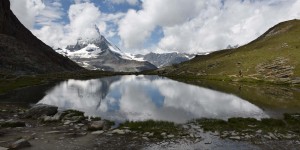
top-left (10, 0), bottom-right (300, 54)
top-left (58, 0), bottom-right (141, 19)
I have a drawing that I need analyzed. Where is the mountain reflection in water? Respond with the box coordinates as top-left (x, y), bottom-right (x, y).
top-left (38, 75), bottom-right (268, 123)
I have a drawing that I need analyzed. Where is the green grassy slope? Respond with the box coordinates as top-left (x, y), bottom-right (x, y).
top-left (156, 19), bottom-right (300, 84)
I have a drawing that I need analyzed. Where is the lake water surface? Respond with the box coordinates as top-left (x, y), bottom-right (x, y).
top-left (37, 75), bottom-right (270, 123)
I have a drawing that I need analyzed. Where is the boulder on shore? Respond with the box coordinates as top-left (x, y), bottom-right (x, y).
top-left (22, 104), bottom-right (58, 119)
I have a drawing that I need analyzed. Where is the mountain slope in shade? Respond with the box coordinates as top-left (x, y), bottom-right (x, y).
top-left (156, 19), bottom-right (300, 84)
top-left (57, 26), bottom-right (157, 72)
top-left (0, 0), bottom-right (82, 75)
top-left (134, 52), bottom-right (195, 68)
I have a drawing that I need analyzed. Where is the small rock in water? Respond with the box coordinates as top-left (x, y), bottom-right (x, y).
top-left (10, 139), bottom-right (31, 149)
top-left (282, 134), bottom-right (294, 139)
top-left (248, 125), bottom-right (257, 128)
top-left (263, 135), bottom-right (272, 140)
top-left (211, 131), bottom-right (219, 136)
top-left (189, 133), bottom-right (194, 138)
top-left (244, 135), bottom-right (251, 139)
top-left (167, 134), bottom-right (175, 138)
top-left (229, 136), bottom-right (241, 140)
top-left (161, 132), bottom-right (167, 136)
top-left (230, 131), bottom-right (238, 136)
top-left (256, 130), bottom-right (262, 134)
top-left (112, 129), bottom-right (125, 135)
top-left (124, 129), bottom-right (131, 133)
top-left (148, 132), bottom-right (154, 137)
top-left (142, 137), bottom-right (149, 141)
top-left (194, 133), bottom-right (202, 138)
top-left (91, 131), bottom-right (104, 135)
top-left (268, 132), bottom-right (278, 140)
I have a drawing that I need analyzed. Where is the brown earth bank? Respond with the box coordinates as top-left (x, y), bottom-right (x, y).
top-left (0, 104), bottom-right (300, 150)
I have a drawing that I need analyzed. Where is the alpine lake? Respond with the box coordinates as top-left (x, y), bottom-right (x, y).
top-left (1, 75), bottom-right (300, 149)
top-left (1, 75), bottom-right (300, 123)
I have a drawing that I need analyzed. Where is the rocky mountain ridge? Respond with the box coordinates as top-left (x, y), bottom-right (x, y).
top-left (134, 52), bottom-right (195, 68)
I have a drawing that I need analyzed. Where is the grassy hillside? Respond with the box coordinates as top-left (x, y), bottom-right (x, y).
top-left (154, 19), bottom-right (300, 85)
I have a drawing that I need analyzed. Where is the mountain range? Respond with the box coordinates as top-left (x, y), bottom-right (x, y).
top-left (0, 0), bottom-right (82, 75)
top-left (134, 52), bottom-right (195, 68)
top-left (55, 26), bottom-right (195, 71)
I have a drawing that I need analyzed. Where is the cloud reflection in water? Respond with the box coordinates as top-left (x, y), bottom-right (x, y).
top-left (38, 75), bottom-right (268, 123)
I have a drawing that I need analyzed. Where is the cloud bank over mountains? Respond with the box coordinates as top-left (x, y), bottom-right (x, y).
top-left (10, 0), bottom-right (300, 53)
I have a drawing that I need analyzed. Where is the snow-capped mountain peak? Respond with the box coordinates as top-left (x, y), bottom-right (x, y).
top-left (64, 25), bottom-right (130, 58)
top-left (55, 25), bottom-right (157, 72)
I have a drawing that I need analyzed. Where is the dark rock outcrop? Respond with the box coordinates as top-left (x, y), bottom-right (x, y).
top-left (23, 104), bottom-right (58, 119)
top-left (0, 0), bottom-right (82, 75)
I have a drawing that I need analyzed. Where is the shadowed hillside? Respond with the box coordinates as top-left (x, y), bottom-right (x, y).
top-left (0, 0), bottom-right (83, 75)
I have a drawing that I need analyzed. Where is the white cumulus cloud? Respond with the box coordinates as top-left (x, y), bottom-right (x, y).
top-left (118, 0), bottom-right (300, 53)
top-left (31, 2), bottom-right (105, 48)
top-left (10, 0), bottom-right (46, 29)
top-left (11, 0), bottom-right (124, 49)
top-left (10, 0), bottom-right (300, 53)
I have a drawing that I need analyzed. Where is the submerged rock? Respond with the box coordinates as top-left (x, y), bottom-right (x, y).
top-left (23, 104), bottom-right (58, 119)
top-left (10, 139), bottom-right (31, 149)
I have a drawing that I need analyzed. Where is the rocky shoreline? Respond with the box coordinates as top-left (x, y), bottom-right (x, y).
top-left (1, 104), bottom-right (300, 150)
